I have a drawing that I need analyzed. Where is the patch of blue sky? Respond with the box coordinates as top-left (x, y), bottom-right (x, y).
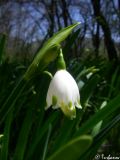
top-left (69, 6), bottom-right (84, 23)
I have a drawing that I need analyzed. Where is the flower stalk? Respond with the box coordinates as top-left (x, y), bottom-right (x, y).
top-left (57, 49), bottom-right (66, 70)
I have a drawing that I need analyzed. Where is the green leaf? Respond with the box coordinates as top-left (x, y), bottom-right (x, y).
top-left (80, 74), bottom-right (100, 106)
top-left (47, 135), bottom-right (92, 160)
top-left (108, 66), bottom-right (119, 98)
top-left (50, 118), bottom-right (76, 153)
top-left (0, 78), bottom-right (27, 125)
top-left (80, 114), bottom-right (120, 160)
top-left (74, 94), bottom-right (120, 137)
top-left (24, 23), bottom-right (80, 80)
top-left (44, 22), bottom-right (80, 49)
top-left (63, 28), bottom-right (81, 55)
top-left (0, 109), bottom-right (13, 160)
top-left (25, 111), bottom-right (60, 160)
top-left (13, 107), bottom-right (33, 160)
top-left (42, 124), bottom-right (52, 160)
top-left (0, 34), bottom-right (6, 64)
top-left (91, 101), bottom-right (107, 137)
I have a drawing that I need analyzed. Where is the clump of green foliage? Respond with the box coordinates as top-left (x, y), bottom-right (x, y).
top-left (0, 24), bottom-right (120, 160)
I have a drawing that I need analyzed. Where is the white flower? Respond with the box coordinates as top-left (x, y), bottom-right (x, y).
top-left (46, 70), bottom-right (82, 119)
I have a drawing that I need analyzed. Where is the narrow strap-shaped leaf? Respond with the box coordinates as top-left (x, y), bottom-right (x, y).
top-left (108, 66), bottom-right (119, 98)
top-left (42, 124), bottom-right (52, 160)
top-left (91, 101), bottom-right (107, 137)
top-left (80, 114), bottom-right (120, 160)
top-left (63, 28), bottom-right (81, 55)
top-left (13, 106), bottom-right (33, 160)
top-left (51, 118), bottom-right (76, 153)
top-left (24, 23), bottom-right (80, 80)
top-left (43, 23), bottom-right (80, 49)
top-left (0, 108), bottom-right (13, 160)
top-left (47, 135), bottom-right (92, 160)
top-left (0, 78), bottom-right (27, 125)
top-left (25, 111), bottom-right (60, 160)
top-left (80, 74), bottom-right (100, 106)
top-left (0, 34), bottom-right (6, 64)
top-left (74, 94), bottom-right (120, 137)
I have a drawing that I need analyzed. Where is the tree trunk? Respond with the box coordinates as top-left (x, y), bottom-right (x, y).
top-left (91, 0), bottom-right (118, 60)
top-left (92, 23), bottom-right (100, 57)
top-left (61, 0), bottom-right (69, 27)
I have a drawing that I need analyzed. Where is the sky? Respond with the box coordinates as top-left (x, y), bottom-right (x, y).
top-left (0, 1), bottom-right (119, 43)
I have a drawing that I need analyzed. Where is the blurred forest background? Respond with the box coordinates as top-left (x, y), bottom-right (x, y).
top-left (0, 0), bottom-right (120, 160)
top-left (0, 0), bottom-right (120, 61)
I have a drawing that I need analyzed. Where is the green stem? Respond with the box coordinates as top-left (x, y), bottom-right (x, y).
top-left (57, 49), bottom-right (66, 70)
top-left (43, 71), bottom-right (53, 79)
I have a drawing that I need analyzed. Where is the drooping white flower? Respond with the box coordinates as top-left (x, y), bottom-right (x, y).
top-left (46, 70), bottom-right (82, 119)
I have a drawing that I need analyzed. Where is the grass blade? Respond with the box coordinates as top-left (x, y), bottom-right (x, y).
top-left (25, 111), bottom-right (60, 160)
top-left (0, 109), bottom-right (13, 160)
top-left (0, 34), bottom-right (6, 64)
top-left (13, 107), bottom-right (33, 160)
top-left (42, 124), bottom-right (52, 160)
top-left (80, 74), bottom-right (100, 106)
top-left (80, 114), bottom-right (120, 160)
top-left (74, 94), bottom-right (120, 137)
top-left (0, 78), bottom-right (27, 125)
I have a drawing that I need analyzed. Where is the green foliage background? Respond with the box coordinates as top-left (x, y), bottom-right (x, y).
top-left (0, 24), bottom-right (120, 160)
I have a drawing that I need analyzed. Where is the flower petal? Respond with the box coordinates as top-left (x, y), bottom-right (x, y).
top-left (46, 69), bottom-right (82, 118)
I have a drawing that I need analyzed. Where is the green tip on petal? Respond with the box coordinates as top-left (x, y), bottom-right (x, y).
top-left (60, 102), bottom-right (76, 120)
top-left (52, 96), bottom-right (58, 106)
top-left (68, 101), bottom-right (73, 109)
